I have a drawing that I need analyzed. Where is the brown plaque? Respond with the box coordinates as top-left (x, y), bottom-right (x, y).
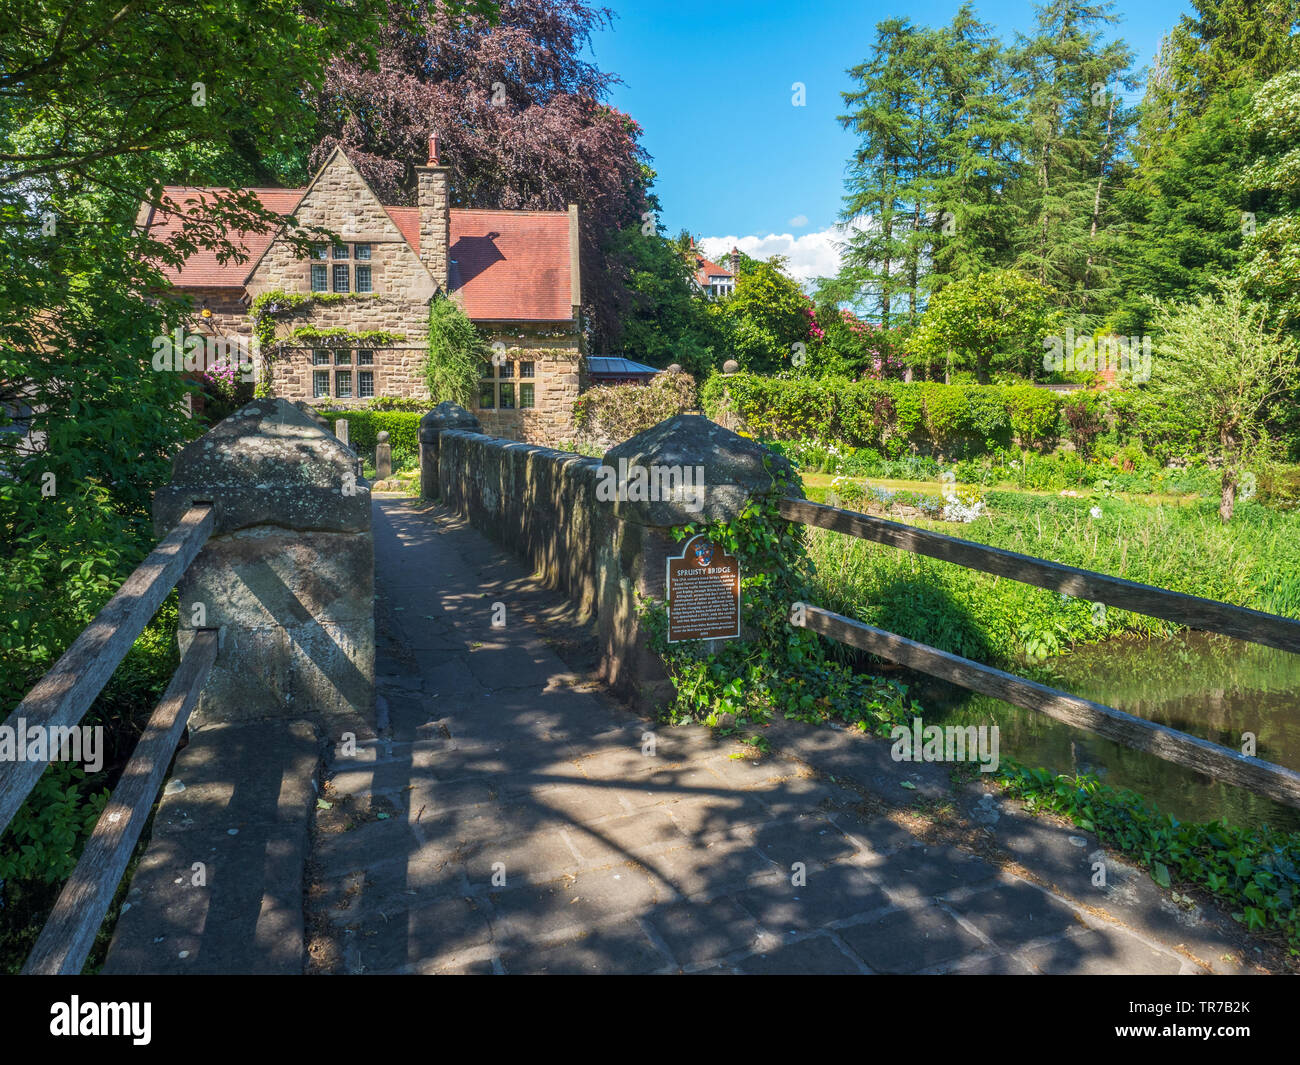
top-left (666, 533), bottom-right (741, 643)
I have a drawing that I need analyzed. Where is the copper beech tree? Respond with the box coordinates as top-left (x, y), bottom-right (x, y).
top-left (308, 0), bottom-right (652, 349)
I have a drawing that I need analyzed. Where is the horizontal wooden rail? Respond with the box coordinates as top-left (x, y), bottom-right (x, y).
top-left (780, 498), bottom-right (1300, 655)
top-left (0, 503), bottom-right (214, 838)
top-left (22, 629), bottom-right (219, 975)
top-left (800, 604), bottom-right (1300, 810)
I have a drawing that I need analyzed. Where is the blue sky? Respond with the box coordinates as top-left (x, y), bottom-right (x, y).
top-left (587, 1), bottom-right (1191, 281)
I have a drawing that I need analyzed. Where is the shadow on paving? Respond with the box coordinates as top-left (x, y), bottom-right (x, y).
top-left (301, 498), bottom-right (1190, 976)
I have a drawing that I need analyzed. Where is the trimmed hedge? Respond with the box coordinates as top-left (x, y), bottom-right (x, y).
top-left (701, 373), bottom-right (1065, 458)
top-left (317, 410), bottom-right (421, 459)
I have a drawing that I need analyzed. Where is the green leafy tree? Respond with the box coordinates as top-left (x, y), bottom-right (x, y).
top-left (906, 270), bottom-right (1058, 382)
top-left (1139, 280), bottom-right (1298, 521)
top-left (716, 256), bottom-right (815, 375)
top-left (1241, 70), bottom-right (1300, 330)
top-left (0, 0), bottom-right (495, 927)
top-left (423, 296), bottom-right (491, 407)
top-left (608, 224), bottom-right (720, 377)
top-left (1118, 1), bottom-right (1300, 332)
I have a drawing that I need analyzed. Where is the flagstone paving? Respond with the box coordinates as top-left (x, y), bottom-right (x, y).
top-left (302, 497), bottom-right (1265, 975)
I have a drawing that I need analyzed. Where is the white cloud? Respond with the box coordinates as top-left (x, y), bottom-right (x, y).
top-left (788, 214), bottom-right (809, 228)
top-left (700, 220), bottom-right (866, 289)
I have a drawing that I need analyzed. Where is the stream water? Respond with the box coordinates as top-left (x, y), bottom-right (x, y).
top-left (910, 630), bottom-right (1300, 833)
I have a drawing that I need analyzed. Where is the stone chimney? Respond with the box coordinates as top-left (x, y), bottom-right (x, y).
top-left (730, 245), bottom-right (741, 274)
top-left (416, 130), bottom-right (450, 293)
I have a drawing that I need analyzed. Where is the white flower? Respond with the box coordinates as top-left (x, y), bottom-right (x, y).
top-left (943, 500), bottom-right (985, 523)
top-left (1089, 506), bottom-right (1102, 519)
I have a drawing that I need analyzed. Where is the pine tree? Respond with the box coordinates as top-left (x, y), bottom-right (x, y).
top-left (924, 4), bottom-right (1024, 292)
top-left (836, 18), bottom-right (925, 327)
top-left (1010, 0), bottom-right (1138, 319)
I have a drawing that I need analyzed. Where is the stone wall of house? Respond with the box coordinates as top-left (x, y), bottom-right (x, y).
top-left (475, 332), bottom-right (583, 446)
top-left (182, 287), bottom-right (249, 339)
top-left (262, 321), bottom-right (583, 432)
top-left (246, 152), bottom-right (436, 309)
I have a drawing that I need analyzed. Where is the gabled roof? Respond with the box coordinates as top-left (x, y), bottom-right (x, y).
top-left (136, 188), bottom-right (307, 288)
top-left (693, 254), bottom-right (733, 288)
top-left (138, 176), bottom-right (576, 322)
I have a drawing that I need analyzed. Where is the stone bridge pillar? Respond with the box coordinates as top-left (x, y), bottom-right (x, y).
top-left (596, 414), bottom-right (801, 712)
top-left (419, 401), bottom-right (481, 499)
top-left (153, 399), bottom-right (374, 731)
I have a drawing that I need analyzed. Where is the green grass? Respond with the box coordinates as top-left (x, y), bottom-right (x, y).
top-left (802, 482), bottom-right (1300, 665)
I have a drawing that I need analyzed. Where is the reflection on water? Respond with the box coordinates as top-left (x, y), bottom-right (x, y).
top-left (910, 631), bottom-right (1300, 833)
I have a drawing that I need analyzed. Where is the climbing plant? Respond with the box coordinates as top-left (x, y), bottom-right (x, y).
top-left (641, 480), bottom-right (914, 730)
top-left (423, 294), bottom-right (490, 408)
top-left (248, 290), bottom-right (401, 397)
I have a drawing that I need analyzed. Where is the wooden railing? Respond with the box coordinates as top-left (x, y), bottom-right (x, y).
top-left (0, 504), bottom-right (217, 974)
top-left (780, 497), bottom-right (1300, 810)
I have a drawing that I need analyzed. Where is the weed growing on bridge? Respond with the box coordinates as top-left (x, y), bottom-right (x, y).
top-left (641, 486), bottom-right (913, 732)
top-left (1002, 766), bottom-right (1300, 952)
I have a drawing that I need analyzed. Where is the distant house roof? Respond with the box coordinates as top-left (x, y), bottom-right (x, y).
top-left (137, 187), bottom-right (576, 322)
top-left (587, 357), bottom-right (659, 377)
top-left (693, 254), bottom-right (733, 288)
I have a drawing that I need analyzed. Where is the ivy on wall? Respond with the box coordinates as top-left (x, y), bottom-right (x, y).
top-left (248, 290), bottom-right (401, 397)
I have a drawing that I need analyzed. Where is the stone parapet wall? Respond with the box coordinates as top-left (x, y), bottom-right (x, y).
top-left (437, 428), bottom-right (603, 619)
top-left (430, 411), bottom-right (801, 713)
top-left (155, 399), bottom-right (374, 732)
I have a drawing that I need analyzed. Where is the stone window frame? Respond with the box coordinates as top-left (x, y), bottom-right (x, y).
top-left (479, 355), bottom-right (525, 410)
top-left (310, 243), bottom-right (377, 294)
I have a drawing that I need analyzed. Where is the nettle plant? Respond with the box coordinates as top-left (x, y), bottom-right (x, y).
top-left (640, 484), bottom-right (913, 730)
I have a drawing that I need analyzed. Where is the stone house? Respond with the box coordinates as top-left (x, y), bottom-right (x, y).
top-left (137, 137), bottom-right (584, 444)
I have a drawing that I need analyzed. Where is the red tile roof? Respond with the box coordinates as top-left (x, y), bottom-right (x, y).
top-left (450, 209), bottom-right (572, 321)
top-left (382, 205), bottom-right (421, 253)
top-left (694, 254), bottom-right (733, 288)
top-left (139, 188), bottom-right (575, 322)
top-left (138, 187), bottom-right (303, 288)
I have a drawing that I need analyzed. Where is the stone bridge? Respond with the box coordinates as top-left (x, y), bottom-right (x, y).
top-left (99, 400), bottom-right (1265, 975)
